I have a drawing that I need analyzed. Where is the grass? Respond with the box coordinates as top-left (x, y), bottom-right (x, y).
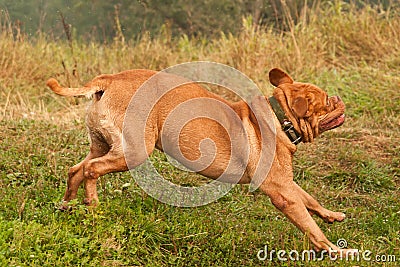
top-left (1, 1), bottom-right (399, 266)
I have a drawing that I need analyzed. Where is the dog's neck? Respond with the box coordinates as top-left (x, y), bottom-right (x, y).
top-left (268, 96), bottom-right (302, 145)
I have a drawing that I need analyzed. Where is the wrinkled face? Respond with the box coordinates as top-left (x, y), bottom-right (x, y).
top-left (292, 83), bottom-right (346, 134)
top-left (269, 68), bottom-right (345, 141)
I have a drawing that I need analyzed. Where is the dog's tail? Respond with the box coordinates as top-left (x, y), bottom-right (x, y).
top-left (46, 78), bottom-right (102, 97)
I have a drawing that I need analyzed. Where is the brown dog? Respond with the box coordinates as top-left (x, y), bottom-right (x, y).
top-left (47, 68), bottom-right (350, 253)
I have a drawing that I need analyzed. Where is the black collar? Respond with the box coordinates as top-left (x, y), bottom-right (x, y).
top-left (268, 96), bottom-right (302, 145)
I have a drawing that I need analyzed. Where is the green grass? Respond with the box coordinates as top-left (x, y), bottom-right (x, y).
top-left (1, 1), bottom-right (399, 266)
top-left (0, 118), bottom-right (398, 266)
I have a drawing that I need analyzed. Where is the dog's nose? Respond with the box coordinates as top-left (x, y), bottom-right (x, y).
top-left (332, 96), bottom-right (345, 111)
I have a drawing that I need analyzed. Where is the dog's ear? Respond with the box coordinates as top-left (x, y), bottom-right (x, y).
top-left (269, 68), bottom-right (294, 87)
top-left (291, 97), bottom-right (308, 118)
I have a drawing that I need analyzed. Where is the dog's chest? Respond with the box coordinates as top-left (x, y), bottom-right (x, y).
top-left (240, 118), bottom-right (262, 182)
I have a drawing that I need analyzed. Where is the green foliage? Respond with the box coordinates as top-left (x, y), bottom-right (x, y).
top-left (0, 0), bottom-right (257, 41)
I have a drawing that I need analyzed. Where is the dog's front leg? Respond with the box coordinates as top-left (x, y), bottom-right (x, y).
top-left (258, 152), bottom-right (339, 252)
top-left (293, 182), bottom-right (346, 223)
top-left (261, 181), bottom-right (338, 252)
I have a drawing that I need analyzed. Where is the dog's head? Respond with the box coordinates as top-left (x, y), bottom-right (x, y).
top-left (269, 68), bottom-right (345, 142)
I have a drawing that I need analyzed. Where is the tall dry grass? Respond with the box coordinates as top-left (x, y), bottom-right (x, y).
top-left (0, 1), bottom-right (399, 121)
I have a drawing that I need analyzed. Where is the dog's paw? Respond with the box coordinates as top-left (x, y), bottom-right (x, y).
top-left (334, 248), bottom-right (359, 260)
top-left (323, 211), bottom-right (346, 223)
top-left (83, 197), bottom-right (99, 207)
top-left (55, 199), bottom-right (80, 212)
top-left (55, 201), bottom-right (73, 212)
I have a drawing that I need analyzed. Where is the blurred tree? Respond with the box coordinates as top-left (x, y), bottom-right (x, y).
top-left (0, 0), bottom-right (396, 41)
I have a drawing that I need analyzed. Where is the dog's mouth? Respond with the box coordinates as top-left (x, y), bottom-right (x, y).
top-left (318, 96), bottom-right (346, 132)
top-left (319, 113), bottom-right (345, 132)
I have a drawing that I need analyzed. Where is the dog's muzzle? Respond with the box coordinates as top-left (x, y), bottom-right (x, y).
top-left (319, 96), bottom-right (346, 132)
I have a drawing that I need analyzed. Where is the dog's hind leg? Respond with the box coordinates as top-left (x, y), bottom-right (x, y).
top-left (64, 156), bottom-right (90, 203)
top-left (61, 132), bottom-right (110, 207)
top-left (81, 136), bottom-right (157, 206)
top-left (81, 147), bottom-right (128, 205)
